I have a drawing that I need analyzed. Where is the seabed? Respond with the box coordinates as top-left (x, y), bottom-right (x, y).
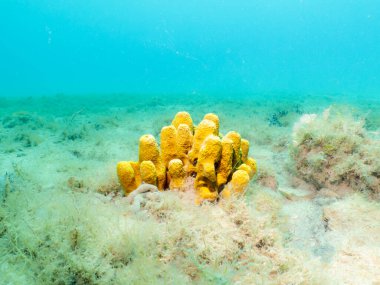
top-left (0, 93), bottom-right (379, 284)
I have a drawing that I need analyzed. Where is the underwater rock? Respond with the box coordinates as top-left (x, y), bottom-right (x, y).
top-left (125, 183), bottom-right (159, 205)
top-left (117, 112), bottom-right (258, 203)
top-left (291, 108), bottom-right (380, 196)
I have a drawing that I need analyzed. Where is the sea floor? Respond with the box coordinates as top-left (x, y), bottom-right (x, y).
top-left (0, 93), bottom-right (379, 284)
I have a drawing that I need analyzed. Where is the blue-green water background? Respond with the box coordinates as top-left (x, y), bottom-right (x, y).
top-left (1, 0), bottom-right (380, 97)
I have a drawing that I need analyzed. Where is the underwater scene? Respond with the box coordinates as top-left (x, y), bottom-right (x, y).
top-left (1, 1), bottom-right (380, 285)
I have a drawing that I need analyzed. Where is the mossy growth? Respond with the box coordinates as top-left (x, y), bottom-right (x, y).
top-left (290, 107), bottom-right (380, 196)
top-left (0, 175), bottom-right (326, 284)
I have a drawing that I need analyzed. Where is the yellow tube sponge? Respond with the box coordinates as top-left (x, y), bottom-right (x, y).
top-left (196, 186), bottom-right (219, 205)
top-left (155, 165), bottom-right (166, 190)
top-left (219, 187), bottom-right (231, 200)
top-left (172, 111), bottom-right (194, 132)
top-left (196, 135), bottom-right (222, 182)
top-left (216, 137), bottom-right (234, 188)
top-left (229, 169), bottom-right (250, 194)
top-left (160, 125), bottom-right (178, 168)
top-left (176, 123), bottom-right (193, 171)
top-left (203, 113), bottom-right (220, 134)
top-left (117, 111), bottom-right (257, 201)
top-left (195, 135), bottom-right (222, 201)
top-left (139, 135), bottom-right (160, 162)
top-left (129, 161), bottom-right (142, 186)
top-left (168, 159), bottom-right (186, 190)
top-left (225, 131), bottom-right (242, 167)
top-left (188, 119), bottom-right (218, 173)
top-left (245, 157), bottom-right (257, 177)
top-left (241, 139), bottom-right (250, 162)
top-left (176, 124), bottom-right (193, 157)
top-left (237, 163), bottom-right (254, 179)
top-left (116, 161), bottom-right (138, 194)
top-left (140, 160), bottom-right (157, 185)
top-left (138, 134), bottom-right (166, 190)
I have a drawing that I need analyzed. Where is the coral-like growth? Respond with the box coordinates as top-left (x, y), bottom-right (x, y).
top-left (117, 112), bottom-right (257, 203)
top-left (291, 107), bottom-right (380, 196)
top-left (116, 161), bottom-right (139, 193)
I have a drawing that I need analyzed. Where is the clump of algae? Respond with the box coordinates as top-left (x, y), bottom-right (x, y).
top-left (290, 107), bottom-right (380, 196)
top-left (0, 173), bottom-right (327, 284)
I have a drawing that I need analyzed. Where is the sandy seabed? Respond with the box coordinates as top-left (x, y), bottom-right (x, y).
top-left (0, 93), bottom-right (379, 285)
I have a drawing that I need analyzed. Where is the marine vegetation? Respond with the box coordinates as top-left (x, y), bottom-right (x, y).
top-left (117, 112), bottom-right (257, 203)
top-left (291, 107), bottom-right (380, 196)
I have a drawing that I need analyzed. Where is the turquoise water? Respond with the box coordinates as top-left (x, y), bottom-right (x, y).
top-left (1, 2), bottom-right (380, 285)
top-left (1, 1), bottom-right (380, 96)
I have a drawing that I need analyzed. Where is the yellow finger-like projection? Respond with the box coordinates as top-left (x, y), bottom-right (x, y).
top-left (117, 112), bottom-right (257, 203)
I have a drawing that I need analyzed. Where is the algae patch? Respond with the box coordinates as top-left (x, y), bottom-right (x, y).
top-left (291, 107), bottom-right (380, 196)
